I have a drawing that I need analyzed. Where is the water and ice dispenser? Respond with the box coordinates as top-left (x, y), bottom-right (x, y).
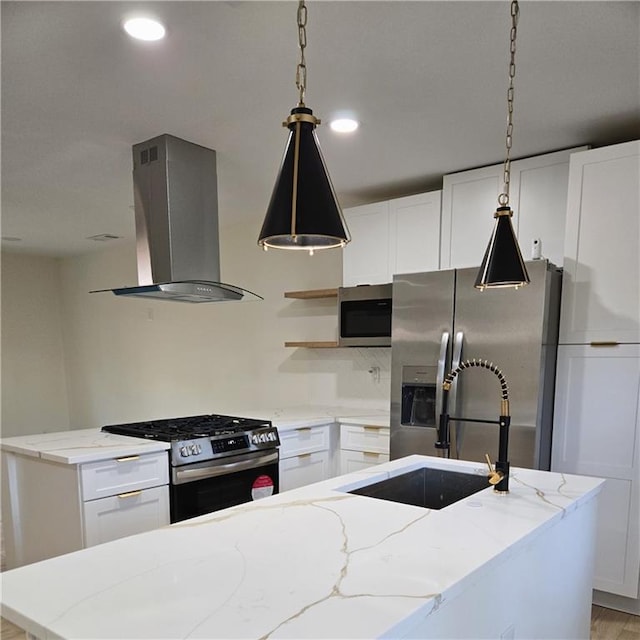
top-left (401, 366), bottom-right (437, 427)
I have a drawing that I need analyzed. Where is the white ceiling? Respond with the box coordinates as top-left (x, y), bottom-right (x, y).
top-left (2, 1), bottom-right (639, 257)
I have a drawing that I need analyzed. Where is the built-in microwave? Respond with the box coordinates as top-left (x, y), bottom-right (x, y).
top-left (338, 284), bottom-right (393, 347)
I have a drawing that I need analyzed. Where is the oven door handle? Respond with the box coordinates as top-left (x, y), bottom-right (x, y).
top-left (172, 450), bottom-right (279, 485)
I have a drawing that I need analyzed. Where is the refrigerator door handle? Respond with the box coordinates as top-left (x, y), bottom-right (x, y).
top-left (435, 331), bottom-right (450, 423)
top-left (450, 331), bottom-right (464, 458)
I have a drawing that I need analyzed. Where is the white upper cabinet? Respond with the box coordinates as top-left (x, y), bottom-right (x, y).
top-left (559, 141), bottom-right (640, 345)
top-left (343, 191), bottom-right (441, 287)
top-left (389, 192), bottom-right (441, 277)
top-left (440, 164), bottom-right (502, 270)
top-left (440, 147), bottom-right (588, 270)
top-left (510, 149), bottom-right (587, 268)
top-left (342, 201), bottom-right (391, 287)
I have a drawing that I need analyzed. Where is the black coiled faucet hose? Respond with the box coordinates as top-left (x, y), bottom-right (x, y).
top-left (443, 358), bottom-right (509, 401)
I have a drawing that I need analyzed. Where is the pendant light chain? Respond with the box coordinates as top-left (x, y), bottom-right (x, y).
top-left (474, 0), bottom-right (529, 290)
top-left (295, 1), bottom-right (308, 107)
top-left (498, 0), bottom-right (519, 207)
top-left (257, 0), bottom-right (350, 251)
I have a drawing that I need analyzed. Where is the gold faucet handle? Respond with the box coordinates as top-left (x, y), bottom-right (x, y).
top-left (485, 453), bottom-right (504, 486)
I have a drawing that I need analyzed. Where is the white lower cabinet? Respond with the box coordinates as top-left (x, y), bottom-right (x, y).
top-left (552, 344), bottom-right (640, 598)
top-left (80, 451), bottom-right (170, 548)
top-left (339, 449), bottom-right (389, 475)
top-left (80, 451), bottom-right (168, 501)
top-left (279, 451), bottom-right (331, 493)
top-left (1, 449), bottom-right (170, 568)
top-left (339, 423), bottom-right (390, 475)
top-left (83, 485), bottom-right (170, 547)
top-left (278, 423), bottom-right (335, 492)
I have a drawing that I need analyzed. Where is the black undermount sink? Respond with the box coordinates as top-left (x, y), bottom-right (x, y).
top-left (346, 467), bottom-right (491, 510)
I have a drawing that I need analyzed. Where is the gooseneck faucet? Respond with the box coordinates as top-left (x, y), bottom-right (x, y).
top-left (435, 359), bottom-right (511, 493)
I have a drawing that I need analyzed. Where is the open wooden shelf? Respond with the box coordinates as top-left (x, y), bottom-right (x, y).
top-left (284, 288), bottom-right (338, 299)
top-left (284, 341), bottom-right (339, 349)
top-left (284, 288), bottom-right (339, 347)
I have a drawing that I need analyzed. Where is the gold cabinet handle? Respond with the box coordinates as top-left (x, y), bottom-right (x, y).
top-left (117, 490), bottom-right (142, 499)
top-left (362, 451), bottom-right (381, 457)
top-left (295, 427), bottom-right (312, 434)
top-left (590, 341), bottom-right (619, 347)
top-left (115, 455), bottom-right (140, 462)
top-left (297, 452), bottom-right (312, 459)
top-left (364, 426), bottom-right (382, 432)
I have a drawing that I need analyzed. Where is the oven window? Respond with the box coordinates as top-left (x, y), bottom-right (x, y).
top-left (170, 461), bottom-right (279, 523)
top-left (340, 298), bottom-right (392, 338)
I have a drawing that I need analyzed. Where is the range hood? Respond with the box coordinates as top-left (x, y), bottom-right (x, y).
top-left (94, 134), bottom-right (262, 303)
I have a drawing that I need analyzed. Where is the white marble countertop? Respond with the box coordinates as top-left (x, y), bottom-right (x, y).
top-left (0, 407), bottom-right (390, 462)
top-left (239, 405), bottom-right (390, 431)
top-left (0, 428), bottom-right (170, 464)
top-left (0, 455), bottom-right (602, 640)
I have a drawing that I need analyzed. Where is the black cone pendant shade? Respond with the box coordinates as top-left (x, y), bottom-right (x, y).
top-left (474, 207), bottom-right (530, 290)
top-left (258, 106), bottom-right (350, 251)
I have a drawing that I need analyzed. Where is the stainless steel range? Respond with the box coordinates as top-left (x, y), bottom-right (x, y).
top-left (102, 414), bottom-right (280, 523)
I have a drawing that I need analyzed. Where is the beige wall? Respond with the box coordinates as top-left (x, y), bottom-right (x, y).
top-left (1, 219), bottom-right (390, 434)
top-left (1, 253), bottom-right (70, 435)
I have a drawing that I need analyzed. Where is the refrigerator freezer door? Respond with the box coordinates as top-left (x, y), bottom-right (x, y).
top-left (390, 270), bottom-right (455, 459)
top-left (452, 260), bottom-right (560, 469)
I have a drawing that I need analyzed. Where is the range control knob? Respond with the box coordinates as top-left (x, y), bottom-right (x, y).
top-left (180, 446), bottom-right (188, 457)
top-left (189, 444), bottom-right (200, 455)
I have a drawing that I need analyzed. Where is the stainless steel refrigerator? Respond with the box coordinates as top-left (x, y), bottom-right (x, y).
top-left (390, 260), bottom-right (562, 470)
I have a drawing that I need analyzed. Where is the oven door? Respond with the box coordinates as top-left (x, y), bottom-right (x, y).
top-left (170, 450), bottom-right (279, 523)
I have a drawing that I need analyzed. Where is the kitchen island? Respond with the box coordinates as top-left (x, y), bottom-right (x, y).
top-left (0, 455), bottom-right (602, 639)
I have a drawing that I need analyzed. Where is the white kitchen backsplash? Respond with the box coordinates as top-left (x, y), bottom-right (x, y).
top-left (306, 347), bottom-right (391, 411)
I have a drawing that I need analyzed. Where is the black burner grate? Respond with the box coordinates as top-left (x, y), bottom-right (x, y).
top-left (102, 414), bottom-right (270, 441)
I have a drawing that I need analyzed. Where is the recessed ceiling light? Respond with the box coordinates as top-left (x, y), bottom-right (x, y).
top-left (123, 17), bottom-right (166, 41)
top-left (329, 118), bottom-right (359, 134)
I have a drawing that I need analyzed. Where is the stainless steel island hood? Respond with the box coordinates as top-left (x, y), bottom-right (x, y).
top-left (93, 134), bottom-right (262, 303)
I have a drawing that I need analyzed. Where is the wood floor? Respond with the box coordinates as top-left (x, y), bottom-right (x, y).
top-left (590, 604), bottom-right (639, 640)
top-left (0, 605), bottom-right (637, 639)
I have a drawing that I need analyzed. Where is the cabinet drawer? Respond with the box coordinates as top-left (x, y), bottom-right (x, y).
top-left (279, 450), bottom-right (331, 492)
top-left (279, 424), bottom-right (331, 458)
top-left (83, 485), bottom-right (170, 548)
top-left (340, 450), bottom-right (389, 475)
top-left (80, 451), bottom-right (169, 501)
top-left (340, 424), bottom-right (390, 454)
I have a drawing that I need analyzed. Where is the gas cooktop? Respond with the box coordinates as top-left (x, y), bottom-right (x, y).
top-left (102, 414), bottom-right (271, 441)
top-left (102, 414), bottom-right (279, 465)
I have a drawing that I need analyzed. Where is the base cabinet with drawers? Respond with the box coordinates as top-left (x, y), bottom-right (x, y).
top-left (339, 423), bottom-right (390, 474)
top-left (1, 450), bottom-right (170, 569)
top-left (79, 452), bottom-right (169, 548)
top-left (278, 423), bottom-right (336, 492)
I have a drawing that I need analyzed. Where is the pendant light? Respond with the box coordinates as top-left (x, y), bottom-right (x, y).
top-left (475, 0), bottom-right (530, 291)
top-left (258, 0), bottom-right (350, 254)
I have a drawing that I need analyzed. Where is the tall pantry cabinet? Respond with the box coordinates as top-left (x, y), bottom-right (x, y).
top-left (551, 141), bottom-right (640, 607)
